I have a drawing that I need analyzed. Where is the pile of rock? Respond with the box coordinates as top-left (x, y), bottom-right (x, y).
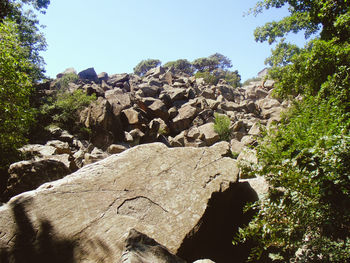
top-left (2, 66), bottom-right (287, 202)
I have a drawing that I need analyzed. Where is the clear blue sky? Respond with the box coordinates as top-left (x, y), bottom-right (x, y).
top-left (38, 0), bottom-right (307, 81)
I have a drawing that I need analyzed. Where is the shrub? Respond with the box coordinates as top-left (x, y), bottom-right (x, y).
top-left (213, 113), bottom-right (231, 141)
top-left (57, 73), bottom-right (79, 89)
top-left (234, 97), bottom-right (350, 262)
top-left (40, 89), bottom-right (96, 135)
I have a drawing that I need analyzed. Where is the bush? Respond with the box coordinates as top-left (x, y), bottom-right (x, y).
top-left (234, 97), bottom-right (350, 262)
top-left (40, 89), bottom-right (96, 135)
top-left (213, 113), bottom-right (231, 141)
top-left (0, 20), bottom-right (35, 174)
top-left (57, 73), bottom-right (79, 89)
top-left (163, 59), bottom-right (194, 75)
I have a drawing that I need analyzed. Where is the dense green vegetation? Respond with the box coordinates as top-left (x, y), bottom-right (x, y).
top-left (213, 113), bottom-right (231, 141)
top-left (0, 0), bottom-right (49, 176)
top-left (134, 53), bottom-right (242, 87)
top-left (234, 1), bottom-right (350, 262)
top-left (133, 59), bottom-right (161, 76)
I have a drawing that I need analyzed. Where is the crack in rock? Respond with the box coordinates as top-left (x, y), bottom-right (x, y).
top-left (117, 196), bottom-right (168, 222)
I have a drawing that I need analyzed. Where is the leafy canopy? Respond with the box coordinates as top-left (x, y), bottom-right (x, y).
top-left (133, 59), bottom-right (161, 76)
top-left (235, 1), bottom-right (350, 262)
top-left (0, 20), bottom-right (35, 172)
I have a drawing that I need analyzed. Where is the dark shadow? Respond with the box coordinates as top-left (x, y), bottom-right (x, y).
top-left (177, 182), bottom-right (259, 263)
top-left (0, 200), bottom-right (76, 263)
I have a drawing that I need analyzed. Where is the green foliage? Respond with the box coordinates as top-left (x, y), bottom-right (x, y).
top-left (163, 59), bottom-right (194, 75)
top-left (40, 89), bottom-right (96, 134)
top-left (0, 19), bottom-right (35, 173)
top-left (192, 53), bottom-right (232, 72)
top-left (235, 98), bottom-right (350, 262)
top-left (195, 69), bottom-right (241, 87)
top-left (235, 1), bottom-right (350, 262)
top-left (213, 113), bottom-right (231, 141)
top-left (242, 77), bottom-right (262, 86)
top-left (133, 59), bottom-right (161, 76)
top-left (252, 0), bottom-right (350, 43)
top-left (57, 73), bottom-right (79, 89)
top-left (193, 53), bottom-right (241, 87)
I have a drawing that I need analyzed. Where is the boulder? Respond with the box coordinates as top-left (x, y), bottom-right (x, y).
top-left (197, 123), bottom-right (220, 146)
top-left (19, 144), bottom-right (57, 159)
top-left (107, 144), bottom-right (129, 154)
top-left (120, 229), bottom-right (186, 263)
top-left (105, 88), bottom-right (132, 116)
top-left (137, 98), bottom-right (169, 121)
top-left (80, 97), bottom-right (124, 149)
top-left (2, 159), bottom-right (71, 202)
top-left (46, 140), bottom-right (71, 155)
top-left (84, 148), bottom-right (109, 165)
top-left (0, 142), bottom-right (246, 262)
top-left (171, 105), bottom-right (198, 134)
top-left (121, 107), bottom-right (143, 125)
top-left (78, 67), bottom-right (99, 83)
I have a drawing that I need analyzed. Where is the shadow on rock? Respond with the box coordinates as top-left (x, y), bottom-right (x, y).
top-left (177, 181), bottom-right (259, 263)
top-left (0, 200), bottom-right (76, 263)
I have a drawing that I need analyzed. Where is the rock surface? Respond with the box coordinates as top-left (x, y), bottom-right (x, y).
top-left (0, 142), bottom-right (251, 262)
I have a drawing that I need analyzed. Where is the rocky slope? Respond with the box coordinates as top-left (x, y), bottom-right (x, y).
top-left (0, 66), bottom-right (284, 262)
top-left (2, 66), bottom-right (286, 202)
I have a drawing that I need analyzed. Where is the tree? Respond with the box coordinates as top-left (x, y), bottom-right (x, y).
top-left (133, 59), bottom-right (161, 76)
top-left (234, 1), bottom-right (350, 262)
top-left (0, 20), bottom-right (35, 173)
top-left (192, 53), bottom-right (241, 87)
top-left (1, 0), bottom-right (50, 80)
top-left (0, 0), bottom-right (49, 185)
top-left (163, 59), bottom-right (194, 75)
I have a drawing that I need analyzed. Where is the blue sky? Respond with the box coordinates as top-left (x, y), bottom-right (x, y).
top-left (38, 0), bottom-right (308, 81)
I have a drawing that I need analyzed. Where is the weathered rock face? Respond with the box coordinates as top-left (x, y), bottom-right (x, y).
top-left (0, 142), bottom-right (257, 262)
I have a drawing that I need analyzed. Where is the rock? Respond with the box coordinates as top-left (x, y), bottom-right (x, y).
top-left (237, 148), bottom-right (258, 179)
top-left (263, 79), bottom-right (275, 89)
top-left (163, 87), bottom-right (187, 102)
top-left (0, 143), bottom-right (242, 262)
top-left (80, 97), bottom-right (124, 149)
top-left (56, 67), bottom-right (76, 78)
top-left (248, 122), bottom-right (261, 136)
top-left (216, 85), bottom-right (235, 101)
top-left (120, 229), bottom-right (186, 263)
top-left (139, 83), bottom-right (160, 97)
top-left (19, 144), bottom-right (57, 159)
top-left (230, 139), bottom-right (245, 156)
top-left (3, 159), bottom-right (71, 201)
top-left (197, 123), bottom-right (220, 146)
top-left (83, 83), bottom-right (105, 97)
top-left (240, 176), bottom-right (268, 200)
top-left (78, 67), bottom-right (99, 83)
top-left (169, 131), bottom-right (186, 147)
top-left (171, 105), bottom-right (198, 134)
top-left (107, 144), bottom-right (129, 154)
top-left (193, 260), bottom-right (216, 263)
top-left (122, 107), bottom-right (143, 125)
top-left (138, 98), bottom-right (169, 121)
top-left (97, 72), bottom-right (108, 82)
top-left (145, 66), bottom-right (165, 78)
top-left (107, 73), bottom-right (129, 87)
top-left (46, 140), bottom-right (71, 154)
top-left (105, 88), bottom-right (132, 116)
top-left (84, 147), bottom-right (109, 165)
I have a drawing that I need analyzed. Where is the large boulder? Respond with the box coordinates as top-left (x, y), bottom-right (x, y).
top-left (171, 105), bottom-right (198, 134)
top-left (80, 97), bottom-right (124, 149)
top-left (78, 67), bottom-right (99, 83)
top-left (2, 159), bottom-right (71, 202)
top-left (0, 142), bottom-right (256, 262)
